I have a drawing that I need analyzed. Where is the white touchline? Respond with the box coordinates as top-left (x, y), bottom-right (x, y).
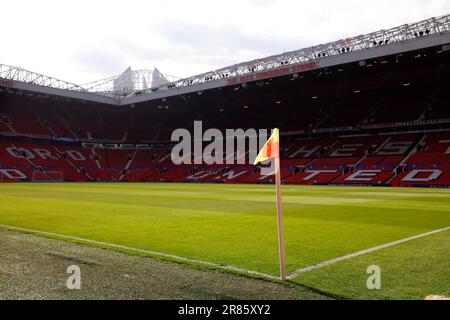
top-left (287, 226), bottom-right (450, 279)
top-left (0, 224), bottom-right (278, 280)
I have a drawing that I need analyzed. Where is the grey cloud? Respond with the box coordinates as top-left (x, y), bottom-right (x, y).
top-left (103, 21), bottom-right (312, 78)
top-left (73, 49), bottom-right (128, 76)
top-left (156, 20), bottom-right (306, 56)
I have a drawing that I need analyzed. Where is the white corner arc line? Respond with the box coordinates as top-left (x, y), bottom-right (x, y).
top-left (0, 224), bottom-right (279, 281)
top-left (287, 226), bottom-right (450, 279)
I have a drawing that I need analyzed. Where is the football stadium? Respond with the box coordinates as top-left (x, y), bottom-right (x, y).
top-left (1, 9), bottom-right (450, 303)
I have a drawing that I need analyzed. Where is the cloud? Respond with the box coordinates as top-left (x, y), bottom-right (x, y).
top-left (1, 0), bottom-right (449, 83)
top-left (73, 50), bottom-right (129, 77)
top-left (157, 20), bottom-right (304, 55)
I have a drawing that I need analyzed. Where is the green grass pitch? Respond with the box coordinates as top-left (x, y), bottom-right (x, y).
top-left (0, 182), bottom-right (449, 299)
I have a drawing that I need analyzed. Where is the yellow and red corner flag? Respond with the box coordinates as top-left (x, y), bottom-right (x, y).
top-left (253, 128), bottom-right (280, 165)
top-left (254, 128), bottom-right (286, 281)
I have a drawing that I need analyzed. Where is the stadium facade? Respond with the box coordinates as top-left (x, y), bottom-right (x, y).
top-left (0, 14), bottom-right (450, 187)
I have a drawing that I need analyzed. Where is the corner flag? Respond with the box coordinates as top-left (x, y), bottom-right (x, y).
top-left (254, 128), bottom-right (286, 281)
top-left (253, 128), bottom-right (280, 165)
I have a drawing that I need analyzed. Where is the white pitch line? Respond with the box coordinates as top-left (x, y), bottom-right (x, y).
top-left (287, 226), bottom-right (450, 279)
top-left (3, 223), bottom-right (448, 282)
top-left (0, 224), bottom-right (278, 281)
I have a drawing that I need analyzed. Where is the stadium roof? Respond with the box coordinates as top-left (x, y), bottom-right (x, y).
top-left (79, 67), bottom-right (180, 97)
top-left (1, 13), bottom-right (450, 106)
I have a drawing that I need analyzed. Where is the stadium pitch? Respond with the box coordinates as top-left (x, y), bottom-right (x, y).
top-left (0, 182), bottom-right (449, 299)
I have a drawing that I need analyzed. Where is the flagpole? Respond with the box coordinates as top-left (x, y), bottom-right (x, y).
top-left (253, 128), bottom-right (286, 281)
top-left (274, 155), bottom-right (287, 281)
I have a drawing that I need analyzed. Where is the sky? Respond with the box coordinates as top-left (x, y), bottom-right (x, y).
top-left (2, 0), bottom-right (450, 85)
